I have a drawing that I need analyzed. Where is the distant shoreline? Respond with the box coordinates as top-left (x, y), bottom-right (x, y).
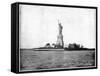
top-left (20, 48), bottom-right (95, 51)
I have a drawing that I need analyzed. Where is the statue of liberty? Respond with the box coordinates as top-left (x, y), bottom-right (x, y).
top-left (56, 20), bottom-right (64, 48)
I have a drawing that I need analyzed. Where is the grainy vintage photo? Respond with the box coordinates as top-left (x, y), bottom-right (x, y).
top-left (11, 2), bottom-right (97, 73)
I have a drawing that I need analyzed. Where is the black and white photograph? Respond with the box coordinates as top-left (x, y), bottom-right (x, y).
top-left (11, 3), bottom-right (97, 73)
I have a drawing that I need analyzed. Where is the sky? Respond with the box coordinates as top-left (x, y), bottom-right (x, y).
top-left (19, 5), bottom-right (96, 48)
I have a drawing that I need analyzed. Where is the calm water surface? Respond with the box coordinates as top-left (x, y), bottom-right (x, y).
top-left (20, 49), bottom-right (95, 71)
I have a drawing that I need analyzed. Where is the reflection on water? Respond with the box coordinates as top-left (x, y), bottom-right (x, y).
top-left (20, 49), bottom-right (95, 71)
